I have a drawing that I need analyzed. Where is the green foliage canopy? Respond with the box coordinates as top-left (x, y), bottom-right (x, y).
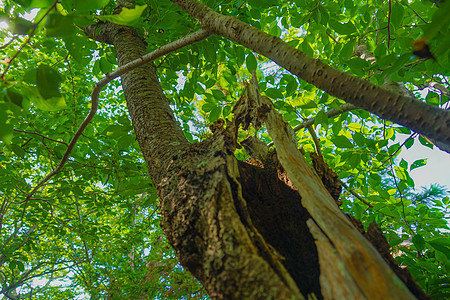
top-left (0, 0), bottom-right (449, 298)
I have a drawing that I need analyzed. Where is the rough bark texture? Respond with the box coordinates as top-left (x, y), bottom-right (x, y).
top-left (170, 0), bottom-right (450, 149)
top-left (346, 216), bottom-right (431, 300)
top-left (85, 12), bottom-right (429, 300)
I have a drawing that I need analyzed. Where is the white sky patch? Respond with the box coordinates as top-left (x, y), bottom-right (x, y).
top-left (0, 20), bottom-right (8, 30)
top-left (396, 135), bottom-right (450, 189)
top-left (20, 8), bottom-right (39, 21)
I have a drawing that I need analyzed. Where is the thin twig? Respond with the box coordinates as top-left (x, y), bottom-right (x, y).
top-left (1, 1), bottom-right (58, 78)
top-left (340, 180), bottom-right (373, 207)
top-left (381, 132), bottom-right (417, 165)
top-left (383, 122), bottom-right (413, 235)
top-left (268, 103), bottom-right (356, 147)
top-left (387, 0), bottom-right (392, 49)
top-left (408, 7), bottom-right (428, 24)
top-left (306, 125), bottom-right (323, 157)
top-left (65, 56), bottom-right (78, 127)
top-left (13, 129), bottom-right (69, 146)
top-left (0, 35), bottom-right (18, 50)
top-left (294, 103), bottom-right (356, 132)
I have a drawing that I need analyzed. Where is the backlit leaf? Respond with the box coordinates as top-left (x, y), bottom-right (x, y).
top-left (97, 5), bottom-right (147, 26)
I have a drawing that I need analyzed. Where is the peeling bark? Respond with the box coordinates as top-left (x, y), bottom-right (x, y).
top-left (231, 72), bottom-right (416, 299)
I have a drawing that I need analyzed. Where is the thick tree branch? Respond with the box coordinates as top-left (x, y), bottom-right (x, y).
top-left (170, 0), bottom-right (450, 148)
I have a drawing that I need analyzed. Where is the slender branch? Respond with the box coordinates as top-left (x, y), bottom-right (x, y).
top-left (339, 180), bottom-right (373, 207)
top-left (381, 132), bottom-right (417, 165)
top-left (65, 56), bottom-right (78, 127)
top-left (23, 29), bottom-right (211, 202)
top-left (13, 129), bottom-right (69, 146)
top-left (75, 201), bottom-right (91, 264)
top-left (383, 124), bottom-right (414, 235)
top-left (268, 103), bottom-right (355, 147)
top-left (306, 125), bottom-right (323, 158)
top-left (294, 103), bottom-right (356, 132)
top-left (0, 35), bottom-right (18, 50)
top-left (408, 7), bottom-right (428, 24)
top-left (387, 0), bottom-right (392, 49)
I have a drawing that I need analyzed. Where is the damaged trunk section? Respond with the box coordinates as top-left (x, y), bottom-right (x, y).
top-left (158, 132), bottom-right (323, 299)
top-left (236, 160), bottom-right (322, 298)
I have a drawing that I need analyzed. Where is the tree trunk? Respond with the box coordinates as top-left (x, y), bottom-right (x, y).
top-left (86, 20), bottom-right (429, 300)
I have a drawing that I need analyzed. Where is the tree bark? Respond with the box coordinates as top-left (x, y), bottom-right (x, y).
top-left (85, 17), bottom-right (429, 300)
top-left (170, 0), bottom-right (450, 150)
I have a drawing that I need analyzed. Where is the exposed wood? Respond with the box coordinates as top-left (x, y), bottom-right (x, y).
top-left (231, 72), bottom-right (416, 299)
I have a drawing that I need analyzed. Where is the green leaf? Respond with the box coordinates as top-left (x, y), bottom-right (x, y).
top-left (23, 86), bottom-right (67, 111)
top-left (405, 138), bottom-right (414, 149)
top-left (298, 100), bottom-right (317, 109)
top-left (16, 260), bottom-right (25, 272)
top-left (314, 110), bottom-right (329, 130)
top-left (6, 87), bottom-right (25, 107)
top-left (202, 102), bottom-right (215, 112)
top-left (428, 241), bottom-right (450, 259)
top-left (30, 0), bottom-right (54, 8)
top-left (0, 108), bottom-right (13, 143)
top-left (11, 144), bottom-right (26, 158)
top-left (353, 132), bottom-right (366, 147)
top-left (410, 159), bottom-right (427, 171)
top-left (394, 166), bottom-right (408, 181)
top-left (301, 38), bottom-right (314, 56)
top-left (340, 40), bottom-right (355, 60)
top-left (332, 135), bottom-right (354, 148)
top-left (45, 14), bottom-right (74, 37)
top-left (435, 250), bottom-right (448, 264)
top-left (68, 0), bottom-right (110, 11)
top-left (329, 20), bottom-right (357, 35)
top-left (318, 5), bottom-right (329, 25)
top-left (419, 135), bottom-right (433, 149)
top-left (390, 2), bottom-right (404, 29)
top-left (12, 17), bottom-right (34, 35)
top-left (265, 88), bottom-right (283, 99)
top-left (412, 234), bottom-right (425, 252)
top-left (23, 68), bottom-right (37, 84)
top-left (63, 35), bottom-right (93, 66)
top-left (99, 57), bottom-right (113, 74)
top-left (223, 105), bottom-right (231, 117)
top-left (209, 106), bottom-right (222, 122)
top-left (97, 4), bottom-right (147, 26)
top-left (161, 11), bottom-right (182, 30)
top-left (36, 64), bottom-right (62, 100)
top-left (285, 76), bottom-right (298, 96)
top-left (348, 153), bottom-right (361, 168)
top-left (396, 127), bottom-right (411, 134)
top-left (246, 53), bottom-right (257, 72)
top-left (422, 0), bottom-right (450, 40)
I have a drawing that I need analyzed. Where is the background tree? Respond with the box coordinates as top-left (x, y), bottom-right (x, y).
top-left (1, 0), bottom-right (449, 299)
